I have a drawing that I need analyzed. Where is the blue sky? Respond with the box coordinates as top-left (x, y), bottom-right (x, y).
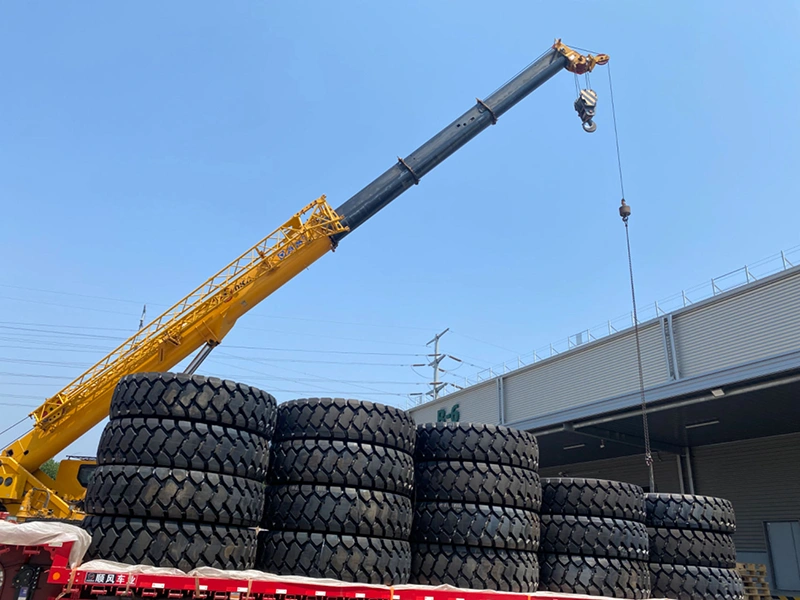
top-left (1, 2), bottom-right (799, 459)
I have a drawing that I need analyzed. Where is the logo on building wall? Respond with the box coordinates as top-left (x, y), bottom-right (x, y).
top-left (436, 404), bottom-right (460, 423)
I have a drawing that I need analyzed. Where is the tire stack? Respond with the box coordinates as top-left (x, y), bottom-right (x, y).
top-left (538, 478), bottom-right (651, 598)
top-left (81, 372), bottom-right (276, 571)
top-left (647, 494), bottom-right (744, 600)
top-left (257, 398), bottom-right (416, 584)
top-left (410, 423), bottom-right (541, 592)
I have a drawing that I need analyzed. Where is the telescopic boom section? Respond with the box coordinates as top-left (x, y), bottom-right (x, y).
top-left (0, 40), bottom-right (606, 520)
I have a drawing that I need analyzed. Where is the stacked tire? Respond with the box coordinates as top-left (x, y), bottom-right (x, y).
top-left (647, 494), bottom-right (744, 600)
top-left (257, 398), bottom-right (415, 584)
top-left (81, 372), bottom-right (276, 571)
top-left (538, 478), bottom-right (651, 598)
top-left (410, 423), bottom-right (541, 592)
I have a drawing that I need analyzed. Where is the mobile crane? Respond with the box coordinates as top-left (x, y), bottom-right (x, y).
top-left (0, 40), bottom-right (609, 520)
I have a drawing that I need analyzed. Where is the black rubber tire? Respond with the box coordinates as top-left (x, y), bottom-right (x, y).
top-left (264, 485), bottom-right (412, 539)
top-left (256, 530), bottom-right (410, 585)
top-left (109, 372), bottom-right (276, 437)
top-left (646, 493), bottom-right (736, 533)
top-left (411, 502), bottom-right (539, 551)
top-left (96, 417), bottom-right (270, 481)
top-left (84, 465), bottom-right (264, 527)
top-left (541, 477), bottom-right (646, 522)
top-left (539, 553), bottom-right (651, 599)
top-left (270, 439), bottom-right (414, 497)
top-left (649, 563), bottom-right (745, 600)
top-left (649, 527), bottom-right (737, 568)
top-left (415, 461), bottom-right (541, 510)
top-left (415, 422), bottom-right (539, 471)
top-left (410, 543), bottom-right (539, 592)
top-left (81, 515), bottom-right (257, 571)
top-left (540, 514), bottom-right (649, 561)
top-left (275, 397), bottom-right (416, 454)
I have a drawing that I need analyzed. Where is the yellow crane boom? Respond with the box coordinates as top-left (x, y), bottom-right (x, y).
top-left (0, 41), bottom-right (608, 519)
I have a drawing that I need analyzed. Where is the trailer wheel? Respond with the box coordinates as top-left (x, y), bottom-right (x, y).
top-left (275, 397), bottom-right (416, 453)
top-left (645, 493), bottom-right (736, 533)
top-left (81, 515), bottom-right (256, 571)
top-left (540, 514), bottom-right (649, 560)
top-left (410, 543), bottom-right (539, 592)
top-left (109, 372), bottom-right (276, 437)
top-left (414, 460), bottom-right (541, 510)
top-left (411, 502), bottom-right (539, 551)
top-left (414, 422), bottom-right (539, 471)
top-left (539, 553), bottom-right (650, 599)
top-left (540, 477), bottom-right (646, 522)
top-left (96, 417), bottom-right (270, 480)
top-left (264, 485), bottom-right (412, 539)
top-left (84, 465), bottom-right (265, 527)
top-left (270, 439), bottom-right (414, 497)
top-left (256, 530), bottom-right (410, 584)
top-left (649, 563), bottom-right (745, 600)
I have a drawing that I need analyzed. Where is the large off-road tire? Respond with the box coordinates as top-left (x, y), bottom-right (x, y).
top-left (270, 439), bottom-right (414, 497)
top-left (415, 423), bottom-right (539, 471)
top-left (275, 397), bottom-right (415, 453)
top-left (109, 372), bottom-right (276, 437)
top-left (264, 485), bottom-right (412, 539)
top-left (256, 530), bottom-right (410, 584)
top-left (84, 465), bottom-right (264, 527)
top-left (645, 494), bottom-right (736, 533)
top-left (411, 502), bottom-right (539, 551)
top-left (539, 514), bottom-right (649, 561)
top-left (81, 515), bottom-right (256, 571)
top-left (648, 527), bottom-right (737, 568)
top-left (415, 461), bottom-right (541, 510)
top-left (539, 553), bottom-right (650, 599)
top-left (541, 477), bottom-right (646, 522)
top-left (649, 563), bottom-right (745, 600)
top-left (96, 417), bottom-right (270, 480)
top-left (410, 543), bottom-right (539, 592)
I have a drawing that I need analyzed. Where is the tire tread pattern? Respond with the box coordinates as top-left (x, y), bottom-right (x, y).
top-left (81, 515), bottom-right (257, 571)
top-left (415, 423), bottom-right (539, 471)
top-left (645, 494), bottom-right (736, 533)
top-left (84, 465), bottom-right (264, 527)
top-left (97, 417), bottom-right (270, 480)
top-left (649, 563), bottom-right (745, 600)
top-left (256, 531), bottom-right (410, 584)
top-left (410, 543), bottom-right (539, 592)
top-left (415, 461), bottom-right (541, 510)
top-left (539, 553), bottom-right (651, 599)
top-left (109, 372), bottom-right (276, 436)
top-left (541, 477), bottom-right (646, 522)
top-left (275, 398), bottom-right (415, 453)
top-left (649, 527), bottom-right (737, 568)
top-left (540, 514), bottom-right (649, 560)
top-left (411, 502), bottom-right (539, 551)
top-left (264, 485), bottom-right (412, 539)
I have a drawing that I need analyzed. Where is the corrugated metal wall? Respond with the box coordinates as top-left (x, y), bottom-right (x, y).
top-left (674, 273), bottom-right (800, 378)
top-left (504, 323), bottom-right (666, 423)
top-left (410, 380), bottom-right (498, 425)
top-left (539, 452), bottom-right (682, 493)
top-left (692, 432), bottom-right (800, 551)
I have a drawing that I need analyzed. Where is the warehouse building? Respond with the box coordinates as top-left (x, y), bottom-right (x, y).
top-left (410, 263), bottom-right (800, 596)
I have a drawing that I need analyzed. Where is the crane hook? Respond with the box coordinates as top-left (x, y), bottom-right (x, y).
top-left (574, 88), bottom-right (598, 133)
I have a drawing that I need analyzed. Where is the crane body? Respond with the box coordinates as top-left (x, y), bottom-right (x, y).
top-left (0, 40), bottom-right (608, 519)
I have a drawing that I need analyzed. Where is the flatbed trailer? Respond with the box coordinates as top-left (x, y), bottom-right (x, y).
top-left (0, 525), bottom-right (657, 600)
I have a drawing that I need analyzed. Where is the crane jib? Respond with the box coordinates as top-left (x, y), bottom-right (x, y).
top-left (332, 48), bottom-right (569, 239)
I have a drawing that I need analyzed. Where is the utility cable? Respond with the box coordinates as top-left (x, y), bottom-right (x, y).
top-left (608, 64), bottom-right (655, 491)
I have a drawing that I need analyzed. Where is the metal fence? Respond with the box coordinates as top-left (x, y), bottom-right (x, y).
top-left (450, 244), bottom-right (800, 389)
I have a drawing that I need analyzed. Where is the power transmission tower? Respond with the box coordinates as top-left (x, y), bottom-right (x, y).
top-left (427, 328), bottom-right (449, 401)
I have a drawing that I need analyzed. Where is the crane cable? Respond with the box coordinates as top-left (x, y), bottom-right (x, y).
top-left (607, 63), bottom-right (656, 492)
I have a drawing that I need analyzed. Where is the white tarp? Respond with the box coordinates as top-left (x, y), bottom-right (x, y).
top-left (0, 520), bottom-right (90, 567)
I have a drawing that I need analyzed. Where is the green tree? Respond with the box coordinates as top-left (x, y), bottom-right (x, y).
top-left (39, 459), bottom-right (59, 480)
